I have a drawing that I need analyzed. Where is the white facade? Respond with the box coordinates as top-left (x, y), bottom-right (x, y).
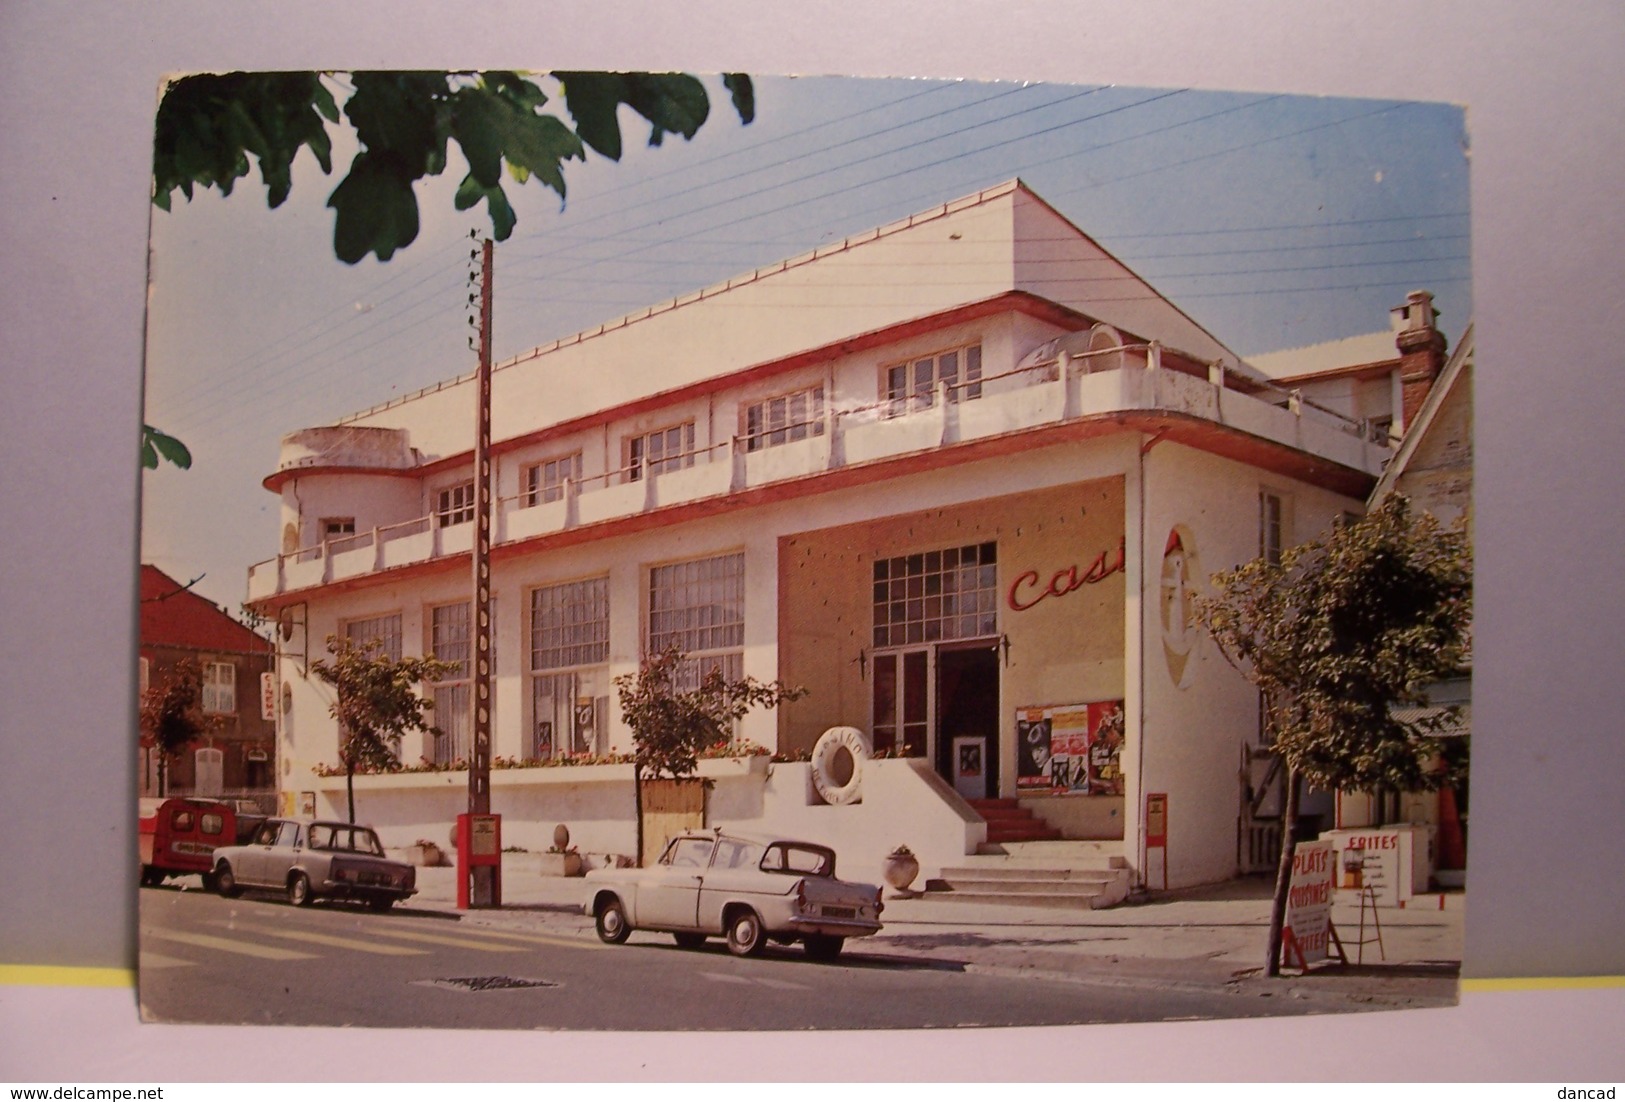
top-left (250, 181), bottom-right (1397, 889)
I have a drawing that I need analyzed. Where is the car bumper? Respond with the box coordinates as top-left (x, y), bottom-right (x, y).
top-left (782, 915), bottom-right (883, 938)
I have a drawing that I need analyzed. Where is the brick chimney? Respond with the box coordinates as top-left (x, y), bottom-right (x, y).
top-left (1391, 289), bottom-right (1447, 431)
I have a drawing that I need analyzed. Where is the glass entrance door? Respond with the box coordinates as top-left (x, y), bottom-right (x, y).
top-left (872, 641), bottom-right (1000, 794)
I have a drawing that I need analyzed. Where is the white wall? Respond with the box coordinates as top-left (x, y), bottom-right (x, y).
top-left (1134, 439), bottom-right (1364, 887)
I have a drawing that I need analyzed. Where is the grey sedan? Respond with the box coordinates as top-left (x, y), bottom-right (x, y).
top-left (210, 818), bottom-right (416, 911)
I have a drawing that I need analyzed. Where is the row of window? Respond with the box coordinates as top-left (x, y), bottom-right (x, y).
top-left (340, 552), bottom-right (746, 766)
top-left (407, 343), bottom-right (984, 528)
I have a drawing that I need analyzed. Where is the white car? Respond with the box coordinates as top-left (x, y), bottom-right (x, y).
top-left (584, 830), bottom-right (884, 960)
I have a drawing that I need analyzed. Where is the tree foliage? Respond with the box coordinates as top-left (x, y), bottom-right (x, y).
top-left (140, 658), bottom-right (212, 795)
top-left (614, 646), bottom-right (803, 781)
top-left (153, 69), bottom-right (755, 264)
top-left (1195, 494), bottom-right (1472, 794)
top-left (310, 635), bottom-right (457, 822)
top-left (1193, 493), bottom-right (1471, 974)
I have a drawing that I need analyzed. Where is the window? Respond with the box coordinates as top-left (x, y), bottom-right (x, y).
top-left (649, 552), bottom-right (745, 687)
top-left (744, 386), bottom-right (825, 452)
top-left (321, 517), bottom-right (356, 540)
top-left (523, 453), bottom-right (582, 506)
top-left (428, 603), bottom-right (471, 765)
top-left (435, 481), bottom-right (476, 527)
top-left (345, 613), bottom-right (403, 661)
top-left (872, 541), bottom-right (998, 648)
top-left (201, 661), bottom-right (236, 714)
top-left (530, 578), bottom-right (611, 759)
top-left (1259, 491), bottom-right (1285, 566)
top-left (626, 422), bottom-right (695, 482)
top-left (884, 343), bottom-right (982, 417)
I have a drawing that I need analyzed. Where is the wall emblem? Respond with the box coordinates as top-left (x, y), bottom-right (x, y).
top-left (1160, 526), bottom-right (1201, 689)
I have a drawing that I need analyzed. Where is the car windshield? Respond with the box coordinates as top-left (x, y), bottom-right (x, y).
top-left (307, 824), bottom-right (385, 856)
top-left (661, 837), bottom-right (715, 868)
top-left (712, 837), bottom-right (765, 870)
top-left (760, 843), bottom-right (834, 877)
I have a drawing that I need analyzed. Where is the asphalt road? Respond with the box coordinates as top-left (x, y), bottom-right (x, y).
top-left (138, 886), bottom-right (1320, 1031)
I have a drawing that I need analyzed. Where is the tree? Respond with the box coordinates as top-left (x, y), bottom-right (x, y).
top-left (1192, 494), bottom-right (1472, 975)
top-left (310, 636), bottom-right (457, 824)
top-left (140, 659), bottom-right (211, 796)
top-left (614, 646), bottom-right (804, 865)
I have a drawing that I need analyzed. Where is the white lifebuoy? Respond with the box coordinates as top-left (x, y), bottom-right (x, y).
top-left (811, 726), bottom-right (871, 806)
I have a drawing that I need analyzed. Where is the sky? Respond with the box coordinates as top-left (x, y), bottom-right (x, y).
top-left (140, 73), bottom-right (1470, 611)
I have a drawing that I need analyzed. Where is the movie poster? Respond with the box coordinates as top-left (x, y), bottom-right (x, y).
top-left (1015, 701), bottom-right (1125, 794)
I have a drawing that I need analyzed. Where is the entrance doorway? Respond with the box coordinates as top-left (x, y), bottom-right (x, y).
top-left (871, 641), bottom-right (1001, 798)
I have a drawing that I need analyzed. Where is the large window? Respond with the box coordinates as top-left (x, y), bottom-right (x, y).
top-left (627, 422), bottom-right (695, 482)
top-left (530, 578), bottom-right (610, 758)
top-left (427, 603), bottom-right (471, 765)
top-left (523, 452), bottom-right (582, 506)
top-left (345, 613), bottom-right (402, 661)
top-left (649, 552), bottom-right (745, 686)
top-left (201, 661), bottom-right (236, 714)
top-left (744, 386), bottom-right (825, 452)
top-left (872, 541), bottom-right (998, 648)
top-left (435, 481), bottom-right (476, 527)
top-left (884, 343), bottom-right (982, 417)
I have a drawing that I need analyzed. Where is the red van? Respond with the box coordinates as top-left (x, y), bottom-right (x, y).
top-left (139, 797), bottom-right (242, 887)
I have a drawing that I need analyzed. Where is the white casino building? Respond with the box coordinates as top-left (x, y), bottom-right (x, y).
top-left (247, 181), bottom-right (1440, 898)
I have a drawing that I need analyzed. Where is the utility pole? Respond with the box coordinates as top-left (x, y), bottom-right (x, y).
top-left (459, 235), bottom-right (501, 908)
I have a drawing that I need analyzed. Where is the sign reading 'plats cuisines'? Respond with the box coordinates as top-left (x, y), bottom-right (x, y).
top-left (1283, 840), bottom-right (1336, 968)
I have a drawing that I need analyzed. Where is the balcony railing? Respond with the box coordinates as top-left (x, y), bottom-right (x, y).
top-left (248, 343), bottom-right (1389, 600)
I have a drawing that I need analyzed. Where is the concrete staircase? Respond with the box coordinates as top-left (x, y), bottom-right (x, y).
top-left (926, 840), bottom-right (1134, 910)
top-left (968, 798), bottom-right (1062, 844)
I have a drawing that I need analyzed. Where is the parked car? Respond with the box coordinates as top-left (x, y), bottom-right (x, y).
top-left (584, 829), bottom-right (884, 960)
top-left (210, 818), bottom-right (416, 911)
top-left (139, 797), bottom-right (241, 888)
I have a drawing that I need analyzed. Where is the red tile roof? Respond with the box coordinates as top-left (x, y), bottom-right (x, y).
top-left (140, 565), bottom-right (272, 655)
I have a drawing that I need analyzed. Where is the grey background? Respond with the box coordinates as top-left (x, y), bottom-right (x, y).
top-left (1, 0), bottom-right (1620, 994)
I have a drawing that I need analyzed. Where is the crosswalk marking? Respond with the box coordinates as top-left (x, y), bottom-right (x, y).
top-left (447, 925), bottom-right (606, 951)
top-left (366, 928), bottom-right (526, 952)
top-left (144, 928), bottom-right (317, 961)
top-left (221, 925), bottom-right (429, 955)
top-left (699, 972), bottom-right (812, 990)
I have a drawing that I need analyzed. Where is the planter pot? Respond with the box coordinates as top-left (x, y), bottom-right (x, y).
top-left (882, 850), bottom-right (921, 893)
top-left (405, 842), bottom-right (442, 867)
top-left (538, 852), bottom-right (584, 878)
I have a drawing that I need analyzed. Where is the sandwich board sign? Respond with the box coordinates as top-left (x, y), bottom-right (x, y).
top-left (1281, 839), bottom-right (1339, 970)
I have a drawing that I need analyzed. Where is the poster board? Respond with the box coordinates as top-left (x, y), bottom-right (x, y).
top-left (1015, 700), bottom-right (1125, 794)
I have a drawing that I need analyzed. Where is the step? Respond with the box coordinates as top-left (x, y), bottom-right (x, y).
top-left (985, 825), bottom-right (1062, 843)
top-left (938, 877), bottom-right (1114, 896)
top-left (938, 865), bottom-right (1120, 882)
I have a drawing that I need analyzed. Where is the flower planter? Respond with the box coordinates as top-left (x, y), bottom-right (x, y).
top-left (882, 848), bottom-right (921, 894)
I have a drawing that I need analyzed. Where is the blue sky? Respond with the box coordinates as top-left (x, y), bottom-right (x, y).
top-left (141, 74), bottom-right (1469, 610)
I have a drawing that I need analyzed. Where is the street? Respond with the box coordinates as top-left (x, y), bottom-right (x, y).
top-left (138, 886), bottom-right (1348, 1031)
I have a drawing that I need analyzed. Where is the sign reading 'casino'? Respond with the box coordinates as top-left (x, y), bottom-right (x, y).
top-left (1007, 538), bottom-right (1126, 611)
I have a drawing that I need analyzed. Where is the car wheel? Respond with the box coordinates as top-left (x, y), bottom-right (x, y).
top-left (803, 935), bottom-right (845, 961)
top-left (214, 862), bottom-right (241, 898)
top-left (672, 932), bottom-right (707, 949)
top-left (595, 897), bottom-right (632, 944)
top-left (287, 872), bottom-right (314, 907)
top-left (140, 866), bottom-right (162, 888)
top-left (725, 908), bottom-right (766, 957)
top-left (199, 870), bottom-right (217, 893)
top-left (367, 896), bottom-right (395, 912)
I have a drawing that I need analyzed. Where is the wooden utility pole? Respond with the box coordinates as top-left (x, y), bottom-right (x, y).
top-left (462, 236), bottom-right (499, 908)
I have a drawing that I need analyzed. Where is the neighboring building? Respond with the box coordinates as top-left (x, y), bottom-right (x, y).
top-left (245, 181), bottom-right (1448, 890)
top-left (1358, 318), bottom-right (1473, 886)
top-left (140, 565), bottom-right (277, 811)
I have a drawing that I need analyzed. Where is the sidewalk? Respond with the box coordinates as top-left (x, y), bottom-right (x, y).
top-left (412, 857), bottom-right (1463, 1009)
